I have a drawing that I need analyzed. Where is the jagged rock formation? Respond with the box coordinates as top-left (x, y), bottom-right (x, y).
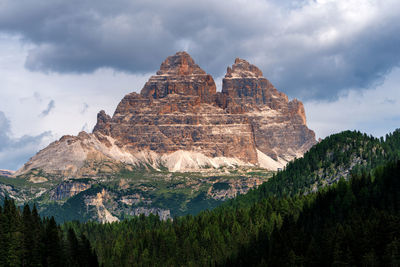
top-left (50, 179), bottom-right (93, 200)
top-left (219, 58), bottom-right (316, 161)
top-left (85, 188), bottom-right (119, 223)
top-left (16, 51), bottom-right (316, 176)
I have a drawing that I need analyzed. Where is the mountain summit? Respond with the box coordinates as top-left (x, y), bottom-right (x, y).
top-left (16, 52), bottom-right (316, 177)
top-left (225, 57), bottom-right (264, 78)
top-left (141, 51), bottom-right (216, 103)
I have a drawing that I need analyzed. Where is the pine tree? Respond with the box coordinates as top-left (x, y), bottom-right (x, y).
top-left (44, 217), bottom-right (62, 266)
top-left (22, 204), bottom-right (34, 266)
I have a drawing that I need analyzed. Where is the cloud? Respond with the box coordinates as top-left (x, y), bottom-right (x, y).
top-left (305, 66), bottom-right (400, 139)
top-left (0, 112), bottom-right (11, 148)
top-left (0, 111), bottom-right (53, 170)
top-left (81, 102), bottom-right (89, 114)
top-left (39, 99), bottom-right (55, 117)
top-left (0, 0), bottom-right (399, 100)
top-left (33, 91), bottom-right (42, 102)
top-left (0, 36), bottom-right (152, 140)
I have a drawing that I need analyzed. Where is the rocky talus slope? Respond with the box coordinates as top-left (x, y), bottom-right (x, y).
top-left (16, 52), bottom-right (316, 177)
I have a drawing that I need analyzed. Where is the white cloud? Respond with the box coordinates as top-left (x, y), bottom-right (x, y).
top-left (0, 111), bottom-right (54, 170)
top-left (305, 67), bottom-right (400, 139)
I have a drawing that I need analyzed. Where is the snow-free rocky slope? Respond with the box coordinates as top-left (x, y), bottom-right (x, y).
top-left (16, 52), bottom-right (316, 177)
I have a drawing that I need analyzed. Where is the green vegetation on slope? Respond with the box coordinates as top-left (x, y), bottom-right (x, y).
top-left (31, 168), bottom-right (272, 223)
top-left (229, 129), bottom-right (400, 207)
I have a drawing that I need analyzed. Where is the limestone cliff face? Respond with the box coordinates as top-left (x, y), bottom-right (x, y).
top-left (94, 92), bottom-right (258, 164)
top-left (17, 52), bottom-right (316, 176)
top-left (219, 58), bottom-right (316, 161)
top-left (219, 58), bottom-right (293, 113)
top-left (94, 52), bottom-right (258, 165)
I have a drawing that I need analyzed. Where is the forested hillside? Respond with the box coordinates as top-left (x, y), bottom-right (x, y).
top-left (226, 160), bottom-right (400, 266)
top-left (229, 129), bottom-right (400, 207)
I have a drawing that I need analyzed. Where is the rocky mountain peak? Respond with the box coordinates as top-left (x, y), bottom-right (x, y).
top-left (225, 58), bottom-right (263, 78)
top-left (156, 51), bottom-right (206, 76)
top-left (93, 110), bottom-right (112, 135)
top-left (140, 52), bottom-right (216, 103)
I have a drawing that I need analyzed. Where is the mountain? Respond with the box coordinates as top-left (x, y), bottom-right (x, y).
top-left (15, 51), bottom-right (316, 178)
top-left (1, 52), bottom-right (317, 222)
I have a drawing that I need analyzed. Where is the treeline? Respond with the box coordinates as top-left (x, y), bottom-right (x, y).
top-left (69, 159), bottom-right (400, 266)
top-left (0, 199), bottom-right (98, 267)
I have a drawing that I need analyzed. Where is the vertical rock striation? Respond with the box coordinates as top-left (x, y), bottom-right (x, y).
top-left (93, 52), bottom-right (258, 164)
top-left (219, 58), bottom-right (316, 162)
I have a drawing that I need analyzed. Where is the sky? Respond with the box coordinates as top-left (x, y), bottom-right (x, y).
top-left (0, 0), bottom-right (400, 170)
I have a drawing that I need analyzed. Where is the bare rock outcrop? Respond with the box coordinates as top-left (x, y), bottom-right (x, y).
top-left (50, 179), bottom-right (93, 200)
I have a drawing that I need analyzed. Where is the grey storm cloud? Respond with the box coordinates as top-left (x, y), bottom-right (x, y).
top-left (0, 0), bottom-right (400, 100)
top-left (39, 100), bottom-right (55, 117)
top-left (0, 111), bottom-right (52, 170)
